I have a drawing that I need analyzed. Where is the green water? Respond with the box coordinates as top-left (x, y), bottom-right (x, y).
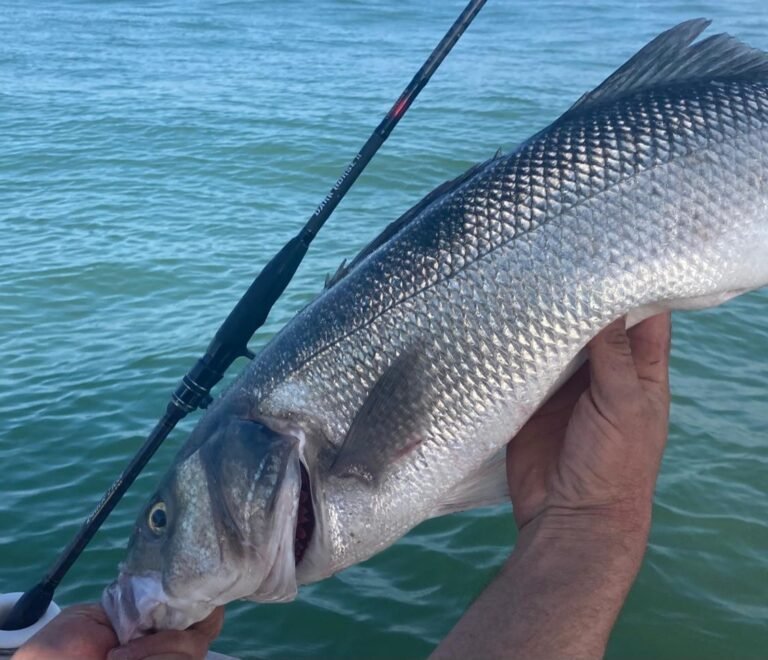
top-left (1, 1), bottom-right (766, 658)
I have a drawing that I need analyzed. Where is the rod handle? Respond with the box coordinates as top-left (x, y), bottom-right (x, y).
top-left (0, 582), bottom-right (55, 631)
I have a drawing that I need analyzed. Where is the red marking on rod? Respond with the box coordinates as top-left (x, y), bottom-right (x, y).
top-left (392, 97), bottom-right (408, 118)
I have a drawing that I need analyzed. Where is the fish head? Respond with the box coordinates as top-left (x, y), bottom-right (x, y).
top-left (102, 413), bottom-right (311, 642)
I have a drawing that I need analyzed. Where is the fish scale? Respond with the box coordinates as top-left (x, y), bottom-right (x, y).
top-left (264, 78), bottom-right (768, 575)
top-left (104, 20), bottom-right (768, 639)
top-left (272, 82), bottom-right (766, 399)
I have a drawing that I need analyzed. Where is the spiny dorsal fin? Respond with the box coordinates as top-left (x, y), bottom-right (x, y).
top-left (324, 259), bottom-right (347, 289)
top-left (557, 19), bottom-right (768, 125)
top-left (323, 153), bottom-right (500, 291)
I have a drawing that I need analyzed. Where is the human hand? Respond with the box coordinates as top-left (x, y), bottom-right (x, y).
top-left (105, 604), bottom-right (224, 660)
top-left (12, 602), bottom-right (224, 660)
top-left (506, 313), bottom-right (671, 545)
top-left (11, 604), bottom-right (118, 660)
top-left (432, 314), bottom-right (672, 660)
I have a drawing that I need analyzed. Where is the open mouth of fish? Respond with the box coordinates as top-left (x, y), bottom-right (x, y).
top-left (293, 462), bottom-right (315, 565)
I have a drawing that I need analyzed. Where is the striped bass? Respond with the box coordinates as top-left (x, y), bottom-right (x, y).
top-left (103, 19), bottom-right (768, 640)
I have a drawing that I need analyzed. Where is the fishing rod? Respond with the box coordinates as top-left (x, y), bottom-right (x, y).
top-left (1, 0), bottom-right (488, 632)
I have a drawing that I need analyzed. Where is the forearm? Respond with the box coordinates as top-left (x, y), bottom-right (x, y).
top-left (432, 510), bottom-right (649, 660)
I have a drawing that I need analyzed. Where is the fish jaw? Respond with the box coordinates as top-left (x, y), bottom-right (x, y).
top-left (101, 571), bottom-right (214, 644)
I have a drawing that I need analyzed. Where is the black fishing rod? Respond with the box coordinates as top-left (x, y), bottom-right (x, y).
top-left (1, 0), bottom-right (488, 632)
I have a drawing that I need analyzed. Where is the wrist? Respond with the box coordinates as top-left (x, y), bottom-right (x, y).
top-left (533, 498), bottom-right (651, 538)
top-left (513, 503), bottom-right (651, 584)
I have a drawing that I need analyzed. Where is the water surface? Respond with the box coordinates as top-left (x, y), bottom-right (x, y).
top-left (1, 1), bottom-right (767, 658)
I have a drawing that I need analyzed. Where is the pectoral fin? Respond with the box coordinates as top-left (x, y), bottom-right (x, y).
top-left (330, 349), bottom-right (430, 485)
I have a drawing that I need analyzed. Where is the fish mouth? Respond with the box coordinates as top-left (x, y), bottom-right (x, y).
top-left (294, 462), bottom-right (315, 565)
top-left (102, 572), bottom-right (214, 644)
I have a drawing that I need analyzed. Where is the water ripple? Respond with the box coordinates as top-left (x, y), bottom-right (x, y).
top-left (1, 1), bottom-right (766, 658)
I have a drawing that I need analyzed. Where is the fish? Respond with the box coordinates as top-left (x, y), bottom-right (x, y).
top-left (103, 19), bottom-right (768, 641)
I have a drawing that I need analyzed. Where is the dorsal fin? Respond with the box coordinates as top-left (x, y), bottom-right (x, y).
top-left (324, 259), bottom-right (347, 289)
top-left (556, 19), bottom-right (768, 125)
top-left (324, 154), bottom-right (499, 290)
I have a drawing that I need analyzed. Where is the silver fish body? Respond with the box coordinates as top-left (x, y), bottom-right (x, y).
top-left (104, 19), bottom-right (768, 640)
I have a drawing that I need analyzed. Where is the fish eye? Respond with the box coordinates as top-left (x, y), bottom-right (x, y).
top-left (147, 501), bottom-right (167, 535)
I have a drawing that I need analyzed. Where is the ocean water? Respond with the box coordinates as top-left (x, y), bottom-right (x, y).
top-left (1, 1), bottom-right (767, 658)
